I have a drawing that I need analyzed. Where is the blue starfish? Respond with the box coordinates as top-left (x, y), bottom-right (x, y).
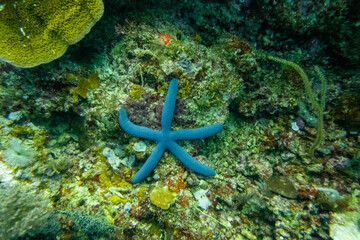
top-left (119, 78), bottom-right (223, 183)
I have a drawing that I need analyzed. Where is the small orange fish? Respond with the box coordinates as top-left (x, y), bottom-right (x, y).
top-left (159, 33), bottom-right (171, 45)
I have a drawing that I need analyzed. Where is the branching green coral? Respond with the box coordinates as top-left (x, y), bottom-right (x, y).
top-left (269, 56), bottom-right (327, 158)
top-left (59, 210), bottom-right (115, 237)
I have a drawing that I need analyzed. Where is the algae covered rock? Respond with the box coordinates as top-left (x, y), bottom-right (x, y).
top-left (266, 175), bottom-right (298, 199)
top-left (329, 190), bottom-right (360, 240)
top-left (0, 0), bottom-right (104, 68)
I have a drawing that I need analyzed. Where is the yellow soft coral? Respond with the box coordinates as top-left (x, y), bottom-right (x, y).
top-left (0, 0), bottom-right (104, 68)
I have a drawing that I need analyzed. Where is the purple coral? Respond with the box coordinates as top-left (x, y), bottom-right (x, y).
top-left (123, 92), bottom-right (187, 130)
top-left (296, 118), bottom-right (305, 130)
top-left (123, 92), bottom-right (158, 128)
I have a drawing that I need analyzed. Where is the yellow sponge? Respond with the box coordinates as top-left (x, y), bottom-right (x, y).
top-left (0, 0), bottom-right (104, 68)
top-left (150, 186), bottom-right (178, 210)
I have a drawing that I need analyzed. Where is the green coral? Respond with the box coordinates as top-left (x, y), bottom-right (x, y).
top-left (0, 0), bottom-right (104, 68)
top-left (269, 56), bottom-right (327, 158)
top-left (59, 210), bottom-right (116, 238)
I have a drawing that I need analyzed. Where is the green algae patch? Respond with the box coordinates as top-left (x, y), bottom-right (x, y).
top-left (0, 0), bottom-right (104, 68)
top-left (129, 84), bottom-right (146, 100)
top-left (70, 73), bottom-right (101, 100)
top-left (9, 124), bottom-right (48, 154)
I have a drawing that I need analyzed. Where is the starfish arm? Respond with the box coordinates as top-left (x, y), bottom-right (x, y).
top-left (161, 78), bottom-right (178, 131)
top-left (119, 109), bottom-right (161, 141)
top-left (131, 143), bottom-right (166, 183)
top-left (168, 142), bottom-right (215, 176)
top-left (172, 123), bottom-right (223, 140)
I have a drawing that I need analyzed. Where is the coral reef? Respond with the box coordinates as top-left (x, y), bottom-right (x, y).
top-left (0, 1), bottom-right (359, 239)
